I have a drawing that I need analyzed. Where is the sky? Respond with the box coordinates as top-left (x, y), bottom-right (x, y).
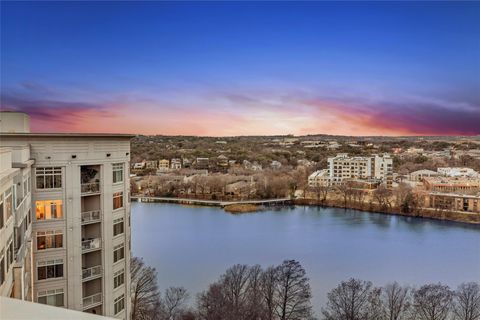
top-left (1, 1), bottom-right (479, 136)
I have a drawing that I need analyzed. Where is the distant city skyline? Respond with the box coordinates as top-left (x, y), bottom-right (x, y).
top-left (1, 1), bottom-right (479, 136)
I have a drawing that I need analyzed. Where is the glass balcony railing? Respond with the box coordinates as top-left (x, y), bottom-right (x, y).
top-left (81, 182), bottom-right (100, 194)
top-left (81, 210), bottom-right (101, 224)
top-left (82, 238), bottom-right (101, 252)
top-left (82, 265), bottom-right (102, 281)
top-left (82, 292), bottom-right (102, 310)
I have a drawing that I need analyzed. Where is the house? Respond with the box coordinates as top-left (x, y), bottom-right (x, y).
top-left (195, 157), bottom-right (210, 170)
top-left (133, 161), bottom-right (146, 170)
top-left (271, 161), bottom-right (282, 170)
top-left (145, 160), bottom-right (158, 169)
top-left (157, 159), bottom-right (170, 172)
top-left (170, 158), bottom-right (182, 170)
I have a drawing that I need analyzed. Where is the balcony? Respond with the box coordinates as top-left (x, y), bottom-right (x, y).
top-left (82, 265), bottom-right (102, 282)
top-left (82, 293), bottom-right (102, 310)
top-left (81, 210), bottom-right (101, 225)
top-left (81, 182), bottom-right (100, 195)
top-left (82, 238), bottom-right (101, 253)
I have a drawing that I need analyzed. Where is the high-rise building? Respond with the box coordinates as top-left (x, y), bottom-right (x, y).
top-left (0, 112), bottom-right (132, 319)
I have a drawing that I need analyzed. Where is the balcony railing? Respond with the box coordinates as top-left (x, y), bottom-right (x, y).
top-left (81, 210), bottom-right (101, 224)
top-left (82, 265), bottom-right (102, 281)
top-left (82, 292), bottom-right (102, 310)
top-left (82, 238), bottom-right (101, 252)
top-left (81, 182), bottom-right (100, 195)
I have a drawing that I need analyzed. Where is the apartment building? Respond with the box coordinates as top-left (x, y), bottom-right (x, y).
top-left (423, 176), bottom-right (480, 194)
top-left (0, 145), bottom-right (33, 302)
top-left (0, 112), bottom-right (132, 319)
top-left (327, 153), bottom-right (393, 187)
top-left (426, 192), bottom-right (480, 213)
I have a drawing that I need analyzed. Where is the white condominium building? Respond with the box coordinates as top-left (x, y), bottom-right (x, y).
top-left (0, 112), bottom-right (132, 319)
top-left (327, 153), bottom-right (393, 186)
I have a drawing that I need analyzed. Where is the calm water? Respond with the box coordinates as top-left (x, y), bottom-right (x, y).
top-left (132, 202), bottom-right (480, 314)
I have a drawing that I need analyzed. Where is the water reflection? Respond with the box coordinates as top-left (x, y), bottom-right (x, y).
top-left (132, 203), bottom-right (480, 315)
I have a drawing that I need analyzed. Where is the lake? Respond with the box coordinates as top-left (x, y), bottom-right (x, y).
top-left (131, 202), bottom-right (480, 315)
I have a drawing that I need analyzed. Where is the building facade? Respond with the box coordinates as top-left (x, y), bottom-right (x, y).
top-left (426, 192), bottom-right (480, 213)
top-left (327, 153), bottom-right (393, 187)
top-left (0, 112), bottom-right (132, 319)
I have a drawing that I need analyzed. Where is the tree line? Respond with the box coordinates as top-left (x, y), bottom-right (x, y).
top-left (131, 257), bottom-right (480, 320)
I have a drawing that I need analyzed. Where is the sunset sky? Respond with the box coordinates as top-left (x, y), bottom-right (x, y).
top-left (1, 1), bottom-right (479, 136)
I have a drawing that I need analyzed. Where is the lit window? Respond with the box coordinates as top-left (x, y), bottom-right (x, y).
top-left (36, 167), bottom-right (62, 189)
top-left (113, 244), bottom-right (125, 263)
top-left (37, 259), bottom-right (64, 280)
top-left (36, 200), bottom-right (63, 220)
top-left (114, 294), bottom-right (125, 314)
top-left (113, 218), bottom-right (124, 237)
top-left (37, 230), bottom-right (63, 250)
top-left (113, 163), bottom-right (124, 183)
top-left (113, 192), bottom-right (123, 210)
top-left (38, 288), bottom-right (64, 307)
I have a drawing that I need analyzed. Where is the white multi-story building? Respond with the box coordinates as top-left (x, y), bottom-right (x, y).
top-left (0, 112), bottom-right (132, 319)
top-left (327, 153), bottom-right (393, 187)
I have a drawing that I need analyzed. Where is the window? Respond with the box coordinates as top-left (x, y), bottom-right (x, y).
top-left (38, 288), bottom-right (64, 307)
top-left (36, 200), bottom-right (63, 220)
top-left (6, 239), bottom-right (13, 270)
top-left (113, 192), bottom-right (123, 210)
top-left (36, 167), bottom-right (62, 189)
top-left (37, 259), bottom-right (64, 280)
top-left (0, 250), bottom-right (4, 286)
top-left (113, 244), bottom-right (125, 263)
top-left (114, 269), bottom-right (124, 289)
top-left (114, 294), bottom-right (125, 314)
top-left (37, 231), bottom-right (63, 250)
top-left (113, 218), bottom-right (124, 237)
top-left (0, 202), bottom-right (3, 229)
top-left (113, 163), bottom-right (124, 183)
top-left (4, 190), bottom-right (12, 221)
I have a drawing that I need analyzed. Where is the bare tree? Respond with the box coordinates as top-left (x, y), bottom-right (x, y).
top-left (382, 282), bottom-right (411, 320)
top-left (159, 287), bottom-right (190, 320)
top-left (322, 278), bottom-right (374, 320)
top-left (131, 257), bottom-right (162, 320)
top-left (412, 283), bottom-right (453, 320)
top-left (337, 181), bottom-right (355, 208)
top-left (453, 282), bottom-right (480, 320)
top-left (274, 260), bottom-right (313, 320)
top-left (311, 184), bottom-right (330, 204)
top-left (373, 185), bottom-right (392, 211)
top-left (261, 266), bottom-right (278, 320)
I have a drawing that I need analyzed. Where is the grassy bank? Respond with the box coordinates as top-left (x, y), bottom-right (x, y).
top-left (294, 198), bottom-right (480, 225)
top-left (224, 203), bottom-right (259, 214)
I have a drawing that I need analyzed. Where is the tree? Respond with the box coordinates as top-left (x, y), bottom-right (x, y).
top-left (322, 278), bottom-right (374, 320)
top-left (453, 282), bottom-right (480, 320)
top-left (261, 266), bottom-right (279, 320)
top-left (337, 181), bottom-right (355, 208)
top-left (131, 257), bottom-right (162, 320)
top-left (274, 260), bottom-right (313, 320)
top-left (159, 287), bottom-right (190, 320)
top-left (382, 282), bottom-right (411, 320)
top-left (373, 185), bottom-right (392, 211)
top-left (412, 283), bottom-right (453, 320)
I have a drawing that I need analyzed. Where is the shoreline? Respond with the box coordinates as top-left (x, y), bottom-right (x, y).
top-left (132, 196), bottom-right (480, 225)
